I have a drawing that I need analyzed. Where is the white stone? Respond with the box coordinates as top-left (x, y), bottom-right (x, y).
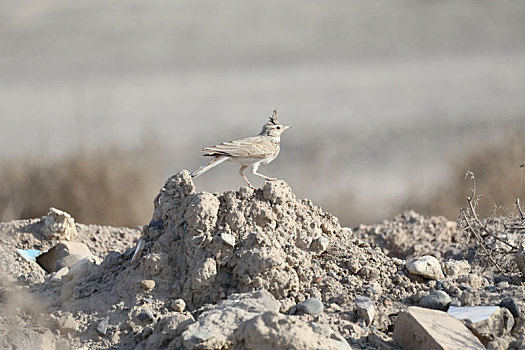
top-left (448, 306), bottom-right (514, 345)
top-left (406, 255), bottom-right (444, 280)
top-left (443, 259), bottom-right (471, 277)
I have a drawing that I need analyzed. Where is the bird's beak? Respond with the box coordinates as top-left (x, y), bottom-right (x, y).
top-left (284, 125), bottom-right (292, 130)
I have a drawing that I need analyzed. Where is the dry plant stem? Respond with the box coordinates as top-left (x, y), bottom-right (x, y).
top-left (463, 209), bottom-right (504, 273)
top-left (516, 198), bottom-right (525, 220)
top-left (467, 197), bottom-right (518, 251)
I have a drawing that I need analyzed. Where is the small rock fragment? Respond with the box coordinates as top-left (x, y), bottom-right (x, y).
top-left (140, 280), bottom-right (156, 290)
top-left (50, 267), bottom-right (69, 284)
top-left (309, 236), bottom-right (330, 254)
top-left (43, 207), bottom-right (78, 241)
top-left (296, 298), bottom-right (324, 316)
top-left (448, 306), bottom-right (514, 345)
top-left (67, 256), bottom-right (101, 281)
top-left (419, 290), bottom-right (452, 311)
top-left (130, 238), bottom-right (145, 265)
top-left (220, 232), bottom-right (236, 247)
top-left (137, 308), bottom-right (156, 324)
top-left (393, 306), bottom-right (484, 350)
top-left (443, 259), bottom-right (471, 277)
top-left (406, 255), bottom-right (445, 280)
top-left (37, 241), bottom-right (93, 273)
top-left (96, 316), bottom-right (109, 335)
top-left (171, 299), bottom-right (186, 312)
top-left (355, 296), bottom-right (376, 326)
top-left (499, 297), bottom-right (521, 319)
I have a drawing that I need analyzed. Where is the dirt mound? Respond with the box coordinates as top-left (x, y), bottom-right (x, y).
top-left (138, 170), bottom-right (341, 308)
top-left (354, 210), bottom-right (463, 260)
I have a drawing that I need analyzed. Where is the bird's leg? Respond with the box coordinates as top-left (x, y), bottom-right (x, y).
top-left (239, 165), bottom-right (256, 189)
top-left (251, 163), bottom-right (277, 181)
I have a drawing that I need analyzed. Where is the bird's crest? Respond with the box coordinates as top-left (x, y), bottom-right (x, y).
top-left (269, 109), bottom-right (279, 125)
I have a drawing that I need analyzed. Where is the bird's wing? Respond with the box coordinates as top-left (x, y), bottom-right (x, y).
top-left (202, 136), bottom-right (277, 158)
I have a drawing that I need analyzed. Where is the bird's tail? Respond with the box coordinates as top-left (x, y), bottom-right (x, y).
top-left (191, 156), bottom-right (229, 177)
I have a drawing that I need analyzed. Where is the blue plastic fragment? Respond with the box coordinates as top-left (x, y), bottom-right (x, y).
top-left (16, 249), bottom-right (42, 262)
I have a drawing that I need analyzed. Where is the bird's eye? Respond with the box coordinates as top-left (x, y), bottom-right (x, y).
top-left (276, 126), bottom-right (281, 130)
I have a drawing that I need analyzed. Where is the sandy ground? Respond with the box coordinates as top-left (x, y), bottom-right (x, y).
top-left (0, 172), bottom-right (523, 349)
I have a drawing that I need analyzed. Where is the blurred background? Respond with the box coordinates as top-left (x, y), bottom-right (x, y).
top-left (1, 0), bottom-right (525, 227)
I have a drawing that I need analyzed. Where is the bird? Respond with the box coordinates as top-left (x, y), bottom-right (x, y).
top-left (190, 109), bottom-right (292, 189)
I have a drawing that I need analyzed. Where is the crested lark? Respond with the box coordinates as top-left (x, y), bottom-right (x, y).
top-left (191, 109), bottom-right (292, 189)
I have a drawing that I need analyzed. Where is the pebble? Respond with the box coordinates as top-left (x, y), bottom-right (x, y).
top-left (310, 236), bottom-right (330, 254)
top-left (171, 298), bottom-right (186, 312)
top-left (50, 267), bottom-right (69, 284)
top-left (140, 280), bottom-right (155, 290)
top-left (405, 255), bottom-right (444, 280)
top-left (419, 290), bottom-right (451, 311)
top-left (296, 298), bottom-right (324, 315)
top-left (148, 219), bottom-right (164, 230)
top-left (356, 296), bottom-right (376, 326)
top-left (499, 297), bottom-right (521, 319)
top-left (435, 280), bottom-right (444, 291)
top-left (96, 316), bottom-right (109, 335)
top-left (220, 233), bottom-right (236, 247)
top-left (137, 308), bottom-right (156, 324)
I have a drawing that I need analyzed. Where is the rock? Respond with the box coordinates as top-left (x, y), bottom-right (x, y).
top-left (309, 236), bottom-right (330, 254)
top-left (182, 290), bottom-right (280, 349)
top-left (171, 299), bottom-right (186, 312)
top-left (393, 306), bottom-right (484, 350)
top-left (37, 241), bottom-right (92, 273)
top-left (54, 254), bottom-right (87, 272)
top-left (405, 255), bottom-right (444, 280)
top-left (499, 297), bottom-right (521, 319)
top-left (140, 280), bottom-right (156, 290)
top-left (296, 298), bottom-right (324, 315)
top-left (49, 267), bottom-right (69, 284)
top-left (42, 207), bottom-right (78, 241)
top-left (66, 256), bottom-right (101, 281)
top-left (234, 311), bottom-right (350, 350)
top-left (220, 232), bottom-right (236, 247)
top-left (96, 316), bottom-right (109, 335)
top-left (419, 290), bottom-right (451, 311)
top-left (448, 306), bottom-right (514, 345)
top-left (355, 296), bottom-right (375, 326)
top-left (443, 259), bottom-right (471, 277)
top-left (137, 308), bottom-right (156, 324)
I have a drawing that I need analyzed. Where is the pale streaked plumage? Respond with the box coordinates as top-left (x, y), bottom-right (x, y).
top-left (191, 109), bottom-right (292, 189)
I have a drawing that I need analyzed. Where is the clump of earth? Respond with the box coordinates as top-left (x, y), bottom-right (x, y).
top-left (0, 170), bottom-right (524, 349)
